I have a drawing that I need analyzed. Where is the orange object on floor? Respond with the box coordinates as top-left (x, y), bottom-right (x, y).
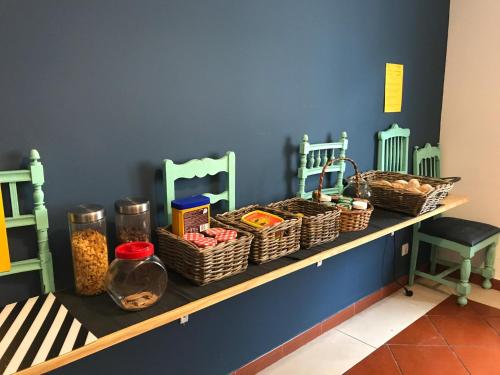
top-left (345, 295), bottom-right (500, 375)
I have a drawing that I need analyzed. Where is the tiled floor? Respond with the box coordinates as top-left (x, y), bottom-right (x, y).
top-left (259, 282), bottom-right (500, 375)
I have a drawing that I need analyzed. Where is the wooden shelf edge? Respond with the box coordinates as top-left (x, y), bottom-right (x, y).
top-left (16, 195), bottom-right (468, 375)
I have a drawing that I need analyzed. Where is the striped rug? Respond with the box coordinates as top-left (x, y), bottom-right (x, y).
top-left (0, 293), bottom-right (97, 375)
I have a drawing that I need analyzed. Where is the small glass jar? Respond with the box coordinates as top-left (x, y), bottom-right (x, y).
top-left (68, 204), bottom-right (109, 296)
top-left (115, 197), bottom-right (151, 244)
top-left (106, 242), bottom-right (167, 311)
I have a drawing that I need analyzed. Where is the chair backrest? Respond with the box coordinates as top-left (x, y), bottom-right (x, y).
top-left (414, 143), bottom-right (441, 178)
top-left (163, 151), bottom-right (236, 225)
top-left (296, 132), bottom-right (348, 199)
top-left (377, 123), bottom-right (410, 173)
top-left (0, 149), bottom-right (54, 292)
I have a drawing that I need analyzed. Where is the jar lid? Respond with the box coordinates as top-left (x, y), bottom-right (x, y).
top-left (115, 197), bottom-right (150, 215)
top-left (115, 242), bottom-right (154, 260)
top-left (68, 204), bottom-right (105, 224)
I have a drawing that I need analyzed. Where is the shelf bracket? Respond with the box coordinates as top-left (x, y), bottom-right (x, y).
top-left (180, 315), bottom-right (189, 325)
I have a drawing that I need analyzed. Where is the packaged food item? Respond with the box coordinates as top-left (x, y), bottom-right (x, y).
top-left (352, 200), bottom-right (368, 210)
top-left (240, 210), bottom-right (284, 229)
top-left (68, 204), bottom-right (109, 295)
top-left (115, 197), bottom-right (151, 243)
top-left (106, 242), bottom-right (167, 311)
top-left (172, 195), bottom-right (210, 236)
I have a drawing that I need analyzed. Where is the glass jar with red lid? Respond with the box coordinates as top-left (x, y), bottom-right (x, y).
top-left (106, 242), bottom-right (167, 311)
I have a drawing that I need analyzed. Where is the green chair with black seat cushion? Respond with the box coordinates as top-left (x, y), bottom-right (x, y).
top-left (408, 144), bottom-right (499, 306)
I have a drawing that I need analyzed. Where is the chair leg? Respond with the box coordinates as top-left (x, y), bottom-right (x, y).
top-left (430, 245), bottom-right (438, 275)
top-left (40, 255), bottom-right (55, 293)
top-left (482, 242), bottom-right (497, 289)
top-left (457, 257), bottom-right (471, 306)
top-left (409, 227), bottom-right (420, 286)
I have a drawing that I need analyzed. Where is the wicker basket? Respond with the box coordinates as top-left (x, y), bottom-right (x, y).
top-left (216, 205), bottom-right (302, 264)
top-left (268, 198), bottom-right (341, 249)
top-left (316, 157), bottom-right (374, 232)
top-left (359, 171), bottom-right (458, 216)
top-left (156, 219), bottom-right (253, 286)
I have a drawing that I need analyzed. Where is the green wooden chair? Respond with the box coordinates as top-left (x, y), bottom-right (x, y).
top-left (409, 144), bottom-right (499, 305)
top-left (163, 151), bottom-right (236, 226)
top-left (0, 149), bottom-right (55, 293)
top-left (377, 123), bottom-right (410, 173)
top-left (297, 132), bottom-right (348, 199)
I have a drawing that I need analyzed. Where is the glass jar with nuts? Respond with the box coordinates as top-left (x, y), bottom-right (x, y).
top-left (115, 197), bottom-right (151, 244)
top-left (68, 204), bottom-right (109, 296)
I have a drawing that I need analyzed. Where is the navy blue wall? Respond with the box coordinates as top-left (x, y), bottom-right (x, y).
top-left (0, 0), bottom-right (449, 373)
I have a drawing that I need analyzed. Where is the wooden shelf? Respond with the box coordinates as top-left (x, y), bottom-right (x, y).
top-left (17, 195), bottom-right (468, 375)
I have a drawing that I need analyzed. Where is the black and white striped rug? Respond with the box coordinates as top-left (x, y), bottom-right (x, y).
top-left (0, 293), bottom-right (97, 375)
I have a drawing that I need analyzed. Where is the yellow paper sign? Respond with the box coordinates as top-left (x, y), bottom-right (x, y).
top-left (0, 191), bottom-right (11, 272)
top-left (384, 63), bottom-right (404, 112)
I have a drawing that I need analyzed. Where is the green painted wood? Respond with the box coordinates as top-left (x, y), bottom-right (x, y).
top-left (0, 149), bottom-right (55, 292)
top-left (482, 241), bottom-right (497, 289)
top-left (5, 214), bottom-right (36, 228)
top-left (413, 143), bottom-right (441, 177)
top-left (163, 151), bottom-right (236, 226)
top-left (409, 142), bottom-right (499, 305)
top-left (296, 131), bottom-right (348, 199)
top-left (377, 123), bottom-right (410, 173)
top-left (0, 258), bottom-right (41, 276)
top-left (0, 170), bottom-right (31, 183)
top-left (9, 183), bottom-right (20, 217)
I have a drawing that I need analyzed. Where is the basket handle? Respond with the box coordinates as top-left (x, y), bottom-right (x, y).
top-left (440, 176), bottom-right (461, 183)
top-left (316, 157), bottom-right (361, 201)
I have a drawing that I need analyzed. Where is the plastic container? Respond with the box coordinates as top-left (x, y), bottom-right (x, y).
top-left (106, 242), bottom-right (167, 311)
top-left (68, 204), bottom-right (109, 296)
top-left (171, 195), bottom-right (210, 236)
top-left (115, 197), bottom-right (151, 243)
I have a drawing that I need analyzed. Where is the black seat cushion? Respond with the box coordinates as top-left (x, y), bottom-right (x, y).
top-left (419, 217), bottom-right (499, 247)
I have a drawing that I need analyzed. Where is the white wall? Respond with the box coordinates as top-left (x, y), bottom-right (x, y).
top-left (440, 0), bottom-right (500, 278)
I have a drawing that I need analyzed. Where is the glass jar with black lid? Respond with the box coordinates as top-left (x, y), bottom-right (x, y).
top-left (115, 197), bottom-right (151, 244)
top-left (68, 204), bottom-right (109, 296)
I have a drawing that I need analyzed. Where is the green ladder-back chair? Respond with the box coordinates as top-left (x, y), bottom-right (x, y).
top-left (0, 150), bottom-right (55, 293)
top-left (409, 144), bottom-right (499, 306)
top-left (377, 123), bottom-right (410, 173)
top-left (297, 131), bottom-right (348, 199)
top-left (163, 151), bottom-right (236, 226)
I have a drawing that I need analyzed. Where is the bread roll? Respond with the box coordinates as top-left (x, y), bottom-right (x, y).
top-left (408, 179), bottom-right (420, 188)
top-left (395, 180), bottom-right (408, 185)
top-left (419, 184), bottom-right (434, 193)
top-left (373, 180), bottom-right (392, 187)
top-left (392, 182), bottom-right (405, 189)
top-left (407, 187), bottom-right (423, 194)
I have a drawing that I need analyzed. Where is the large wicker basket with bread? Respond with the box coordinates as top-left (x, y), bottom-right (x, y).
top-left (359, 171), bottom-right (458, 216)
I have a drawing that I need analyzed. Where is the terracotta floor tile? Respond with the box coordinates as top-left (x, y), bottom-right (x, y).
top-left (390, 346), bottom-right (468, 375)
top-left (388, 316), bottom-right (446, 346)
top-left (321, 305), bottom-right (354, 333)
top-left (426, 295), bottom-right (479, 318)
top-left (453, 346), bottom-right (500, 374)
top-left (429, 315), bottom-right (500, 346)
top-left (345, 346), bottom-right (401, 375)
top-left (469, 299), bottom-right (500, 317)
top-left (486, 316), bottom-right (500, 335)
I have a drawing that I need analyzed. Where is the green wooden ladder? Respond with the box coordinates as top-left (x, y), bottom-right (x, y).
top-left (0, 149), bottom-right (55, 293)
top-left (163, 151), bottom-right (236, 226)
